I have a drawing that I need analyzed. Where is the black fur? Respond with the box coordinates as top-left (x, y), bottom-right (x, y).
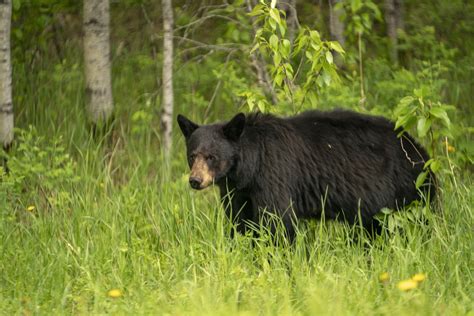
top-left (177, 110), bottom-right (435, 239)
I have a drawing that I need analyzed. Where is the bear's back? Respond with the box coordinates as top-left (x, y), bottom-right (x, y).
top-left (242, 109), bottom-right (432, 221)
top-left (289, 109), bottom-right (393, 134)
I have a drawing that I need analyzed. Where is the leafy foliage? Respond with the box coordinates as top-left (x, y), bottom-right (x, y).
top-left (1, 126), bottom-right (78, 213)
top-left (336, 0), bottom-right (382, 37)
top-left (246, 2), bottom-right (344, 113)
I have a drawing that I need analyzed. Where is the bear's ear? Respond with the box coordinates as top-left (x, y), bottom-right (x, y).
top-left (177, 114), bottom-right (199, 138)
top-left (223, 113), bottom-right (245, 141)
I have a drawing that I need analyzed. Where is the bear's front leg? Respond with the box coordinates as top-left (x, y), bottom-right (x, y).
top-left (220, 189), bottom-right (254, 237)
top-left (252, 194), bottom-right (297, 242)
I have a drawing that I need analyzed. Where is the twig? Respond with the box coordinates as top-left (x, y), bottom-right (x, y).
top-left (153, 34), bottom-right (244, 52)
top-left (175, 14), bottom-right (250, 31)
top-left (141, 4), bottom-right (154, 27)
top-left (400, 135), bottom-right (426, 167)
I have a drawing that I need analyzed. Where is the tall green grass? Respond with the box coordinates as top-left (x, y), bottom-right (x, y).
top-left (0, 55), bottom-right (472, 315)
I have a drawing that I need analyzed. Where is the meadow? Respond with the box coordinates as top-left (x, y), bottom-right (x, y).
top-left (1, 1), bottom-right (474, 314)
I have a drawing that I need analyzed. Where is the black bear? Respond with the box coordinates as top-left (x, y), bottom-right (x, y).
top-left (177, 110), bottom-right (435, 239)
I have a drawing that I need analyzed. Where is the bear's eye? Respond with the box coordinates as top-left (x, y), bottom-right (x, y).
top-left (189, 154), bottom-right (197, 162)
top-left (206, 155), bottom-right (216, 162)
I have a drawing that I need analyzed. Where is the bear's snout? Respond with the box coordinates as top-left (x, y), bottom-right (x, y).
top-left (189, 155), bottom-right (214, 189)
top-left (189, 176), bottom-right (202, 189)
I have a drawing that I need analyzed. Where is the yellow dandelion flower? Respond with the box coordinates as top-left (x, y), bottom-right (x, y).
top-left (412, 273), bottom-right (427, 283)
top-left (379, 272), bottom-right (390, 283)
top-left (447, 145), bottom-right (455, 153)
top-left (26, 205), bottom-right (35, 212)
top-left (397, 279), bottom-right (418, 291)
top-left (107, 289), bottom-right (123, 298)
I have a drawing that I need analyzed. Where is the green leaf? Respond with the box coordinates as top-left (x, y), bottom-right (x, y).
top-left (329, 41), bottom-right (345, 54)
top-left (310, 42), bottom-right (321, 51)
top-left (429, 107), bottom-right (451, 128)
top-left (351, 0), bottom-right (362, 13)
top-left (274, 73), bottom-right (284, 87)
top-left (247, 96), bottom-right (255, 111)
top-left (268, 17), bottom-right (277, 30)
top-left (394, 116), bottom-right (407, 130)
top-left (440, 104), bottom-right (456, 111)
top-left (310, 61), bottom-right (322, 73)
top-left (415, 171), bottom-right (428, 189)
top-left (284, 63), bottom-right (294, 80)
top-left (273, 53), bottom-right (281, 66)
top-left (293, 33), bottom-right (308, 55)
top-left (279, 22), bottom-right (286, 37)
top-left (399, 96), bottom-right (415, 107)
top-left (248, 4), bottom-right (264, 16)
top-left (404, 116), bottom-right (418, 131)
top-left (309, 30), bottom-right (321, 42)
top-left (394, 96), bottom-right (415, 118)
top-left (325, 51), bottom-right (334, 64)
top-left (269, 8), bottom-right (281, 25)
top-left (417, 117), bottom-right (431, 137)
top-left (413, 88), bottom-right (423, 98)
top-left (395, 114), bottom-right (417, 131)
top-left (430, 160), bottom-right (441, 172)
top-left (269, 34), bottom-right (279, 49)
top-left (423, 158), bottom-right (434, 168)
top-left (281, 39), bottom-right (291, 58)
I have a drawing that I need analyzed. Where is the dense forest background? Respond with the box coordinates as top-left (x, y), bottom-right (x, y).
top-left (0, 0), bottom-right (472, 314)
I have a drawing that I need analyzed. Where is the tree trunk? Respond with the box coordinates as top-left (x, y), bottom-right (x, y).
top-left (328, 0), bottom-right (345, 47)
top-left (385, 0), bottom-right (403, 64)
top-left (161, 0), bottom-right (174, 158)
top-left (0, 0), bottom-right (13, 150)
top-left (328, 0), bottom-right (345, 67)
top-left (83, 0), bottom-right (113, 125)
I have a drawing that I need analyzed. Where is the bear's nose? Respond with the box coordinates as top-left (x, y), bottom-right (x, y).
top-left (189, 176), bottom-right (202, 189)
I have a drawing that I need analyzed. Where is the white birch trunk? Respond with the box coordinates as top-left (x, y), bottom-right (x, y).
top-left (0, 0), bottom-right (13, 149)
top-left (83, 0), bottom-right (113, 124)
top-left (161, 0), bottom-right (174, 157)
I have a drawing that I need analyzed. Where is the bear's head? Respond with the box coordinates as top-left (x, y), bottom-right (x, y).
top-left (177, 113), bottom-right (245, 190)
